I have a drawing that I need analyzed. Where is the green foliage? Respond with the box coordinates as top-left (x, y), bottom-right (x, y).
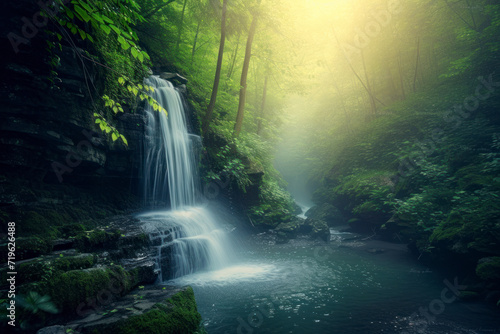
top-left (249, 179), bottom-right (295, 228)
top-left (17, 292), bottom-right (59, 315)
top-left (476, 257), bottom-right (500, 281)
top-left (43, 0), bottom-right (171, 145)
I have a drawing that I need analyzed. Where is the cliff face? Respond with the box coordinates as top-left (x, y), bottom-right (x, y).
top-left (0, 0), bottom-right (145, 231)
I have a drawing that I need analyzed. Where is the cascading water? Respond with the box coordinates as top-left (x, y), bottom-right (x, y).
top-left (138, 75), bottom-right (233, 281)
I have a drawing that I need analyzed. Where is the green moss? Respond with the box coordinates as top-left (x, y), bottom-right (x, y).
top-left (16, 237), bottom-right (52, 260)
top-left (53, 254), bottom-right (96, 272)
top-left (75, 229), bottom-right (121, 252)
top-left (17, 260), bottom-right (47, 285)
top-left (21, 211), bottom-right (54, 237)
top-left (44, 266), bottom-right (134, 313)
top-left (57, 223), bottom-right (86, 238)
top-left (111, 287), bottom-right (202, 334)
top-left (476, 257), bottom-right (500, 281)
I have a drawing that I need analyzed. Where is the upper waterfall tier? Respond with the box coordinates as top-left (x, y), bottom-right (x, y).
top-left (143, 76), bottom-right (198, 209)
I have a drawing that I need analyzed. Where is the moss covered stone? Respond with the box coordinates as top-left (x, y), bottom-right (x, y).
top-left (75, 229), bottom-right (121, 252)
top-left (476, 257), bottom-right (500, 281)
top-left (43, 265), bottom-right (135, 314)
top-left (115, 287), bottom-right (201, 334)
top-left (53, 254), bottom-right (96, 272)
top-left (14, 236), bottom-right (53, 260)
top-left (65, 286), bottom-right (203, 334)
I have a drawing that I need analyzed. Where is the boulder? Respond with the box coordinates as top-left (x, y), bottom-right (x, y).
top-left (305, 203), bottom-right (345, 227)
top-left (302, 218), bottom-right (330, 242)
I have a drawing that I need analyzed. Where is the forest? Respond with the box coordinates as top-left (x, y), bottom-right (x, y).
top-left (0, 0), bottom-right (499, 333)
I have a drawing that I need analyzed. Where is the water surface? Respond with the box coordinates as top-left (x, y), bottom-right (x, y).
top-left (168, 233), bottom-right (500, 334)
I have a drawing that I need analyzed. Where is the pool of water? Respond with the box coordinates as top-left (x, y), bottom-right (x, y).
top-left (166, 233), bottom-right (500, 334)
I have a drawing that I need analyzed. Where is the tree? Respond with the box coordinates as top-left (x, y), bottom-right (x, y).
top-left (233, 7), bottom-right (259, 137)
top-left (202, 0), bottom-right (228, 134)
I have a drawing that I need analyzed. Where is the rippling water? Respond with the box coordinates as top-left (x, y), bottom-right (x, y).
top-left (166, 234), bottom-right (500, 334)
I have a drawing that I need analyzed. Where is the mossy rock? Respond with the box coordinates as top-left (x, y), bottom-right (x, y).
top-left (75, 229), bottom-right (121, 252)
top-left (9, 237), bottom-right (53, 260)
top-left (41, 266), bottom-right (135, 314)
top-left (476, 257), bottom-right (500, 281)
top-left (53, 254), bottom-right (96, 272)
top-left (305, 203), bottom-right (344, 227)
top-left (66, 286), bottom-right (203, 334)
top-left (114, 287), bottom-right (202, 334)
top-left (301, 219), bottom-right (330, 242)
top-left (275, 218), bottom-right (304, 242)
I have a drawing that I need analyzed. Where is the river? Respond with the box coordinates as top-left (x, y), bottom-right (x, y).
top-left (167, 230), bottom-right (500, 334)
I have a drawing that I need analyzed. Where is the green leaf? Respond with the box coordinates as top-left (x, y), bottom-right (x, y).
top-left (118, 77), bottom-right (125, 85)
top-left (100, 24), bottom-right (111, 35)
top-left (109, 24), bottom-right (121, 35)
top-left (120, 135), bottom-right (128, 146)
top-left (78, 0), bottom-right (93, 13)
top-left (74, 5), bottom-right (91, 22)
top-left (78, 29), bottom-right (86, 40)
top-left (131, 47), bottom-right (139, 59)
top-left (112, 133), bottom-right (118, 141)
top-left (101, 15), bottom-right (114, 24)
top-left (91, 13), bottom-right (104, 24)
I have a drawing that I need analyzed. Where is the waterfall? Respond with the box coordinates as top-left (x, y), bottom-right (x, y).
top-left (139, 75), bottom-right (233, 281)
top-left (142, 75), bottom-right (197, 208)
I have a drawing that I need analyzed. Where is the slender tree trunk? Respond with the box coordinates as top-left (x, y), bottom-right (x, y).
top-left (257, 75), bottom-right (268, 135)
top-left (333, 28), bottom-right (384, 112)
top-left (227, 33), bottom-right (241, 79)
top-left (361, 50), bottom-right (377, 115)
top-left (413, 37), bottom-right (420, 93)
top-left (202, 0), bottom-right (227, 135)
top-left (331, 77), bottom-right (351, 133)
top-left (398, 50), bottom-right (406, 100)
top-left (175, 0), bottom-right (189, 56)
top-left (233, 12), bottom-right (259, 137)
top-left (191, 19), bottom-right (201, 62)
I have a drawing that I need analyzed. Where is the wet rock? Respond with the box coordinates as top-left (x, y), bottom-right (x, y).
top-left (305, 203), bottom-right (345, 227)
top-left (37, 325), bottom-right (66, 334)
top-left (303, 218), bottom-right (330, 242)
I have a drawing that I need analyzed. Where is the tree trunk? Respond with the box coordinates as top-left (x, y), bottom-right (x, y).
top-left (202, 0), bottom-right (227, 135)
top-left (175, 0), bottom-right (189, 56)
top-left (257, 75), bottom-right (268, 135)
top-left (227, 33), bottom-right (241, 79)
top-left (233, 12), bottom-right (259, 137)
top-left (361, 50), bottom-right (377, 115)
top-left (398, 50), bottom-right (406, 100)
top-left (413, 37), bottom-right (420, 93)
top-left (191, 19), bottom-right (201, 62)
